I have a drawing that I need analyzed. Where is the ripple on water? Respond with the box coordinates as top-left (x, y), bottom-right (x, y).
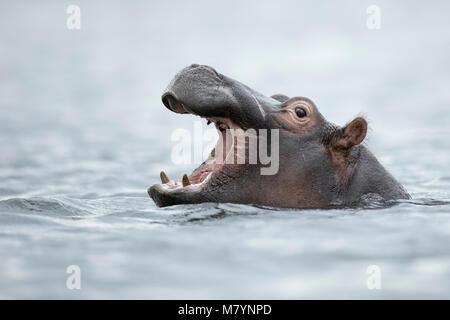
top-left (1, 194), bottom-right (449, 226)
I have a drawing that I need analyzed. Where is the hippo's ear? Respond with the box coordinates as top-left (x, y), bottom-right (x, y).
top-left (271, 94), bottom-right (290, 103)
top-left (331, 117), bottom-right (367, 150)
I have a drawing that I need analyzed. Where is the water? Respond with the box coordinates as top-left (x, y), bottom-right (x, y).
top-left (1, 0), bottom-right (450, 298)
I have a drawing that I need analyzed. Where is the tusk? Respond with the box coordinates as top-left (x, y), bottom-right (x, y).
top-left (182, 174), bottom-right (190, 187)
top-left (160, 171), bottom-right (169, 184)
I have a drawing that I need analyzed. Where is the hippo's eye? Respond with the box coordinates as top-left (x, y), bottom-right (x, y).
top-left (295, 107), bottom-right (307, 118)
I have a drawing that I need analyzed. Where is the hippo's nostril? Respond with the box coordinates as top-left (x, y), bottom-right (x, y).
top-left (164, 95), bottom-right (177, 110)
top-left (203, 65), bottom-right (221, 78)
top-left (188, 64), bottom-right (222, 79)
top-left (162, 94), bottom-right (188, 114)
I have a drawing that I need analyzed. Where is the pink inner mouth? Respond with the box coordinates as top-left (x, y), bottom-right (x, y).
top-left (161, 116), bottom-right (239, 189)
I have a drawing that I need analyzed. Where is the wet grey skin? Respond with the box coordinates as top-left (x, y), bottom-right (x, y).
top-left (148, 64), bottom-right (410, 208)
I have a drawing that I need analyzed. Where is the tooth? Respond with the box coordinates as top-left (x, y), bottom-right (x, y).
top-left (160, 171), bottom-right (169, 184)
top-left (182, 174), bottom-right (190, 187)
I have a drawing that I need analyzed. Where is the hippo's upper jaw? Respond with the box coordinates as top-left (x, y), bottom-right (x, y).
top-left (148, 64), bottom-right (410, 208)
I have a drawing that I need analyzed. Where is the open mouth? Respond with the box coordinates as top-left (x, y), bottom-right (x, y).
top-left (157, 94), bottom-right (242, 192)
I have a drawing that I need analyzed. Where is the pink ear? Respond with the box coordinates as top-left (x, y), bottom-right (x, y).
top-left (333, 117), bottom-right (367, 150)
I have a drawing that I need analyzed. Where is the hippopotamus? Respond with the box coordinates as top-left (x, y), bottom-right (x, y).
top-left (148, 64), bottom-right (409, 208)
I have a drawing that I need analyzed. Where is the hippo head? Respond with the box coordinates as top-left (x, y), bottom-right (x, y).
top-left (148, 64), bottom-right (409, 208)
